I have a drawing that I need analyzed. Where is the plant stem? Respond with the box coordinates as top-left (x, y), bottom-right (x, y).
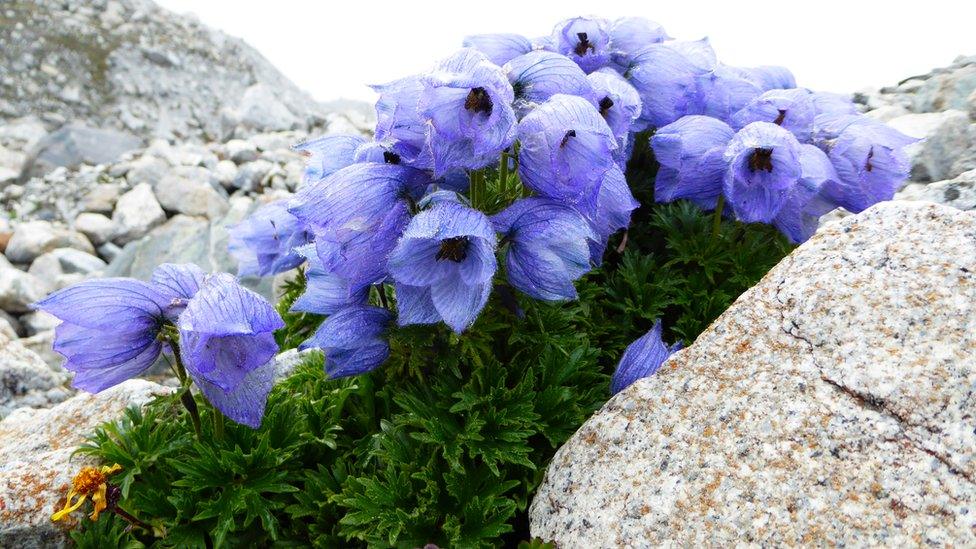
top-left (498, 150), bottom-right (509, 198)
top-left (377, 284), bottom-right (390, 309)
top-left (213, 409), bottom-right (224, 440)
top-left (167, 341), bottom-right (203, 441)
top-left (112, 506), bottom-right (152, 532)
top-left (711, 195), bottom-right (725, 240)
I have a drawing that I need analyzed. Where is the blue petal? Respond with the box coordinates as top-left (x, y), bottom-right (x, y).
top-left (462, 33), bottom-right (532, 66)
top-left (608, 17), bottom-right (670, 70)
top-left (723, 122), bottom-right (803, 223)
top-left (731, 88), bottom-right (817, 142)
top-left (33, 278), bottom-right (167, 332)
top-left (504, 51), bottom-right (594, 115)
top-left (610, 320), bottom-right (683, 395)
top-left (191, 358), bottom-right (275, 429)
top-left (150, 263), bottom-right (207, 320)
top-left (430, 279), bottom-right (491, 333)
top-left (53, 322), bottom-right (162, 393)
top-left (299, 305), bottom-right (392, 378)
top-left (627, 44), bottom-right (707, 128)
top-left (293, 135), bottom-right (367, 185)
top-left (290, 245), bottom-right (368, 315)
top-left (394, 283), bottom-right (441, 326)
top-left (651, 115), bottom-right (734, 207)
top-left (549, 17), bottom-right (612, 73)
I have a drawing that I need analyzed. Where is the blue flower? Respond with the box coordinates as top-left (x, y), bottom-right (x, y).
top-left (731, 88), bottom-right (817, 142)
top-left (372, 75), bottom-right (431, 168)
top-left (772, 144), bottom-right (840, 243)
top-left (662, 37), bottom-right (717, 71)
top-left (627, 44), bottom-right (707, 128)
top-left (503, 51), bottom-right (594, 116)
top-left (814, 115), bottom-right (917, 213)
top-left (300, 305), bottom-right (392, 379)
top-left (227, 200), bottom-right (311, 278)
top-left (580, 166), bottom-right (640, 264)
top-left (726, 65), bottom-right (796, 91)
top-left (493, 198), bottom-right (596, 301)
top-left (419, 48), bottom-right (517, 175)
top-left (586, 68), bottom-right (642, 148)
top-left (293, 135), bottom-right (367, 185)
top-left (290, 245), bottom-right (368, 316)
top-left (611, 320), bottom-right (682, 395)
top-left (33, 279), bottom-right (169, 392)
top-left (652, 115), bottom-right (734, 209)
top-left (388, 201), bottom-right (496, 333)
top-left (462, 33), bottom-right (532, 66)
top-left (549, 17), bottom-right (612, 73)
top-left (723, 121), bottom-right (803, 223)
top-left (608, 17), bottom-right (670, 71)
top-left (517, 94), bottom-right (617, 203)
top-left (176, 273), bottom-right (283, 394)
top-left (697, 65), bottom-right (764, 123)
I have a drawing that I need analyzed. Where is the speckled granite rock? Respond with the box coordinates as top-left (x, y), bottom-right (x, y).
top-left (0, 379), bottom-right (172, 548)
top-left (530, 201), bottom-right (976, 546)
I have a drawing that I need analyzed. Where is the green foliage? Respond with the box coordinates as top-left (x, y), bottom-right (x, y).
top-left (74, 144), bottom-right (792, 547)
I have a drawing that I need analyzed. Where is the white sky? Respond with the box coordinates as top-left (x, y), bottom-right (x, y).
top-left (157, 0), bottom-right (976, 103)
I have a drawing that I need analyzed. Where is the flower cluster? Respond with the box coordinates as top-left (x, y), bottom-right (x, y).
top-left (225, 15), bottom-right (915, 382)
top-left (34, 264), bottom-right (283, 428)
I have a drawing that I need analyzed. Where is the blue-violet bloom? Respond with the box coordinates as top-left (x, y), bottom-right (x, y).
top-left (731, 88), bottom-right (817, 142)
top-left (293, 135), bottom-right (367, 185)
top-left (610, 320), bottom-right (683, 395)
top-left (608, 17), bottom-right (670, 71)
top-left (652, 115), bottom-right (735, 209)
top-left (549, 17), bottom-right (612, 73)
top-left (722, 121), bottom-right (803, 223)
top-left (627, 44), bottom-right (707, 128)
top-left (503, 51), bottom-right (594, 116)
top-left (300, 305), bottom-right (392, 379)
top-left (227, 200), bottom-right (311, 278)
top-left (462, 33), bottom-right (533, 66)
top-left (388, 201), bottom-right (497, 333)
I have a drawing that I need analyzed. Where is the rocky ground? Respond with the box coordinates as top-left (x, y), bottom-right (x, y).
top-left (0, 0), bottom-right (974, 543)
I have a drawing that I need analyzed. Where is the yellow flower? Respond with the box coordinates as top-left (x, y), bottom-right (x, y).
top-left (51, 463), bottom-right (122, 522)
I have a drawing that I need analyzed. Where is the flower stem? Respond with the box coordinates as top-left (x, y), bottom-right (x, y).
top-left (167, 341), bottom-right (203, 441)
top-left (711, 195), bottom-right (725, 240)
top-left (213, 409), bottom-right (224, 440)
top-left (377, 284), bottom-right (390, 310)
top-left (498, 150), bottom-right (509, 198)
top-left (112, 506), bottom-right (152, 532)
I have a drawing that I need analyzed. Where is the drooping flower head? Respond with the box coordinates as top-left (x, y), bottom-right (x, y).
top-left (288, 162), bottom-right (429, 292)
top-left (300, 305), bottom-right (392, 378)
top-left (177, 273), bottom-right (284, 428)
top-left (33, 279), bottom-right (168, 392)
top-left (586, 68), bottom-right (642, 144)
top-left (610, 320), bottom-right (682, 395)
top-left (419, 48), bottom-right (517, 175)
top-left (696, 65), bottom-right (763, 123)
top-left (581, 166), bottom-right (640, 264)
top-left (371, 75), bottom-right (431, 167)
top-left (814, 115), bottom-right (917, 213)
top-left (723, 121), bottom-right (803, 223)
top-left (727, 65), bottom-right (796, 91)
top-left (549, 17), bottom-right (612, 73)
top-left (151, 263), bottom-right (207, 320)
top-left (608, 17), bottom-right (670, 71)
top-left (627, 43), bottom-right (707, 128)
top-left (772, 144), bottom-right (840, 243)
top-left (652, 115), bottom-right (734, 209)
top-left (492, 198), bottom-right (596, 301)
top-left (731, 88), bottom-right (817, 142)
top-left (388, 201), bottom-right (497, 333)
top-left (293, 134), bottom-right (367, 185)
top-left (662, 37), bottom-right (717, 71)
top-left (227, 200), bottom-right (311, 278)
top-left (503, 51), bottom-right (594, 116)
top-left (517, 94), bottom-right (617, 204)
top-left (462, 33), bottom-right (533, 66)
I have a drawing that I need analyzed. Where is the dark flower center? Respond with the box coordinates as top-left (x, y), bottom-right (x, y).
top-left (464, 87), bottom-right (493, 115)
top-left (383, 151), bottom-right (401, 164)
top-left (773, 109), bottom-right (787, 125)
top-left (865, 147), bottom-right (874, 172)
top-left (574, 32), bottom-right (595, 56)
top-left (436, 236), bottom-right (470, 262)
top-left (748, 148), bottom-right (774, 172)
top-left (598, 96), bottom-right (614, 117)
top-left (560, 129), bottom-right (577, 148)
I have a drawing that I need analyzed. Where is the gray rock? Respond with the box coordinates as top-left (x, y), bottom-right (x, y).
top-left (0, 309), bottom-right (23, 337)
top-left (0, 379), bottom-right (171, 548)
top-left (0, 145), bottom-right (28, 187)
top-left (897, 169), bottom-right (976, 211)
top-left (20, 330), bottom-right (61, 370)
top-left (225, 139), bottom-right (258, 164)
top-left (19, 311), bottom-right (60, 337)
top-left (214, 159), bottom-right (238, 189)
top-left (73, 212), bottom-right (115, 245)
top-left (232, 159), bottom-right (274, 192)
top-left (913, 64), bottom-right (976, 113)
top-left (28, 247), bottom-right (106, 291)
top-left (152, 168), bottom-right (229, 219)
top-left (0, 330), bottom-right (66, 418)
top-left (4, 220), bottom-right (95, 263)
top-left (887, 110), bottom-right (976, 182)
top-left (0, 264), bottom-right (49, 313)
top-left (79, 183), bottom-right (121, 214)
top-left (111, 183), bottom-right (166, 245)
top-left (124, 155), bottom-right (169, 187)
top-left (105, 196), bottom-right (272, 297)
top-left (234, 84), bottom-right (300, 133)
top-left (22, 124), bottom-right (142, 179)
top-left (97, 242), bottom-right (123, 263)
top-left (531, 202), bottom-right (976, 546)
